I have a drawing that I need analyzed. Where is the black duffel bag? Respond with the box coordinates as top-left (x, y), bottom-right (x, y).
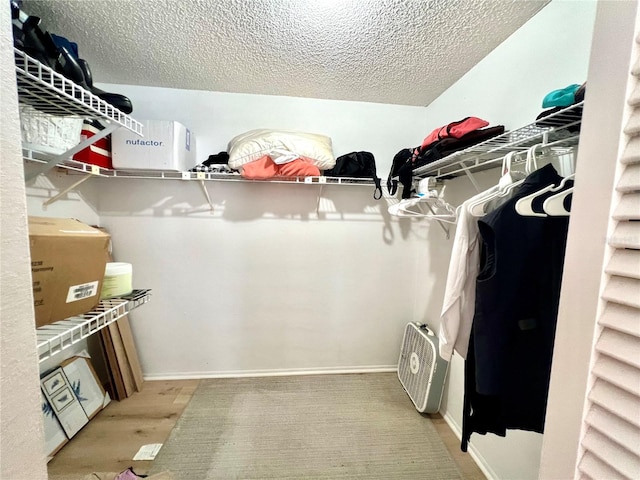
top-left (324, 151), bottom-right (383, 200)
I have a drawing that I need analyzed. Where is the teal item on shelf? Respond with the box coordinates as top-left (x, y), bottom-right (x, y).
top-left (542, 84), bottom-right (581, 108)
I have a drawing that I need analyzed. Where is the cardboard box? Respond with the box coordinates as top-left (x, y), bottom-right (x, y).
top-left (111, 119), bottom-right (196, 171)
top-left (29, 217), bottom-right (110, 327)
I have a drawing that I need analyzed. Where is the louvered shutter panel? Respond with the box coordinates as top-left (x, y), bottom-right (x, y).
top-left (576, 33), bottom-right (640, 480)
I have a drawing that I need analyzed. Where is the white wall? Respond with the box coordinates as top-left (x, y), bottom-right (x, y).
top-left (422, 2), bottom-right (595, 130)
top-left (94, 89), bottom-right (433, 378)
top-left (421, 1), bottom-right (597, 479)
top-left (25, 168), bottom-right (100, 225)
top-left (0, 2), bottom-right (48, 477)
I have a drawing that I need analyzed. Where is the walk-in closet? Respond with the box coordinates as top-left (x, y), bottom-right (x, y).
top-left (2, 1), bottom-right (639, 479)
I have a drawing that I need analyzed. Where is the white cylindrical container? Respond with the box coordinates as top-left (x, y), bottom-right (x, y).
top-left (100, 262), bottom-right (133, 299)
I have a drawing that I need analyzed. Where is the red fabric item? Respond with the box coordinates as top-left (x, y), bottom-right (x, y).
top-left (240, 155), bottom-right (279, 179)
top-left (277, 158), bottom-right (320, 177)
top-left (421, 117), bottom-right (489, 150)
top-left (241, 156), bottom-right (321, 179)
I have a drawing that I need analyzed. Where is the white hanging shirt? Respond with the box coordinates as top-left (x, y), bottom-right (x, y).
top-left (438, 186), bottom-right (498, 361)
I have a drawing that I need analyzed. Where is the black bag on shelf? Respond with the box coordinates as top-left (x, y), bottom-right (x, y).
top-left (324, 151), bottom-right (383, 199)
top-left (387, 148), bottom-right (414, 196)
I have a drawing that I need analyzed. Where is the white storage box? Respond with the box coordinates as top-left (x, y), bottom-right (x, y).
top-left (112, 120), bottom-right (196, 171)
top-left (20, 105), bottom-right (83, 155)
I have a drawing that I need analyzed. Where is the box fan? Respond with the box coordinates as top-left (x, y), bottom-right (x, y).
top-left (397, 322), bottom-right (449, 413)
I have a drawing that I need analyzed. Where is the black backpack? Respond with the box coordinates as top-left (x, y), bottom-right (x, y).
top-left (324, 151), bottom-right (383, 199)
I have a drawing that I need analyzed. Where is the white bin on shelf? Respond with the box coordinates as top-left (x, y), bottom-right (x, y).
top-left (111, 119), bottom-right (196, 171)
top-left (20, 105), bottom-right (83, 155)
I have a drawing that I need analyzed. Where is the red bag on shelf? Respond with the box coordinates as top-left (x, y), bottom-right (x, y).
top-left (73, 120), bottom-right (113, 169)
top-left (420, 116), bottom-right (489, 150)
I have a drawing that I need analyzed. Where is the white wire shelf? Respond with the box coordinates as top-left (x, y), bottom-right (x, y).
top-left (36, 289), bottom-right (151, 363)
top-left (22, 152), bottom-right (378, 186)
top-left (412, 102), bottom-right (583, 179)
top-left (14, 48), bottom-right (143, 134)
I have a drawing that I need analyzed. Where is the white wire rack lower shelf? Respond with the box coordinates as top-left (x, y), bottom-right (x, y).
top-left (36, 289), bottom-right (151, 363)
top-left (22, 152), bottom-right (377, 185)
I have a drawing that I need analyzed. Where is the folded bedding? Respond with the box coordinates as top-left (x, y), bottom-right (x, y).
top-left (228, 129), bottom-right (335, 171)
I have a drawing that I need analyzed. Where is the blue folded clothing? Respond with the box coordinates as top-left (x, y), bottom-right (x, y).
top-left (51, 33), bottom-right (79, 59)
top-left (542, 84), bottom-right (581, 108)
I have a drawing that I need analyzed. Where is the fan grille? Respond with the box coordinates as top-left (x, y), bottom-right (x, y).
top-left (398, 324), bottom-right (434, 409)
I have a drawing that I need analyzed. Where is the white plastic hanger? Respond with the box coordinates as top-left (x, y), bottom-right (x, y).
top-left (388, 190), bottom-right (457, 223)
top-left (467, 151), bottom-right (520, 217)
top-left (513, 144), bottom-right (550, 217)
top-left (514, 184), bottom-right (555, 217)
top-left (543, 175), bottom-right (575, 216)
top-left (514, 148), bottom-right (576, 217)
top-left (388, 197), bottom-right (428, 217)
top-left (494, 148), bottom-right (532, 196)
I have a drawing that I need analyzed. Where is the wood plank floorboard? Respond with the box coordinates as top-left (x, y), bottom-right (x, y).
top-left (431, 414), bottom-right (487, 480)
top-left (47, 379), bottom-right (485, 480)
top-left (47, 380), bottom-right (200, 480)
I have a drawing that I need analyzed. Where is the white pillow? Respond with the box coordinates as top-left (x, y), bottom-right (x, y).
top-left (228, 129), bottom-right (335, 170)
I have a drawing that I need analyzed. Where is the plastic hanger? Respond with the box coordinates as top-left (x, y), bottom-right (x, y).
top-left (513, 144), bottom-right (549, 217)
top-left (515, 170), bottom-right (575, 217)
top-left (514, 144), bottom-right (576, 217)
top-left (494, 148), bottom-right (532, 197)
top-left (388, 197), bottom-right (427, 217)
top-left (467, 152), bottom-right (519, 217)
top-left (388, 191), bottom-right (457, 223)
top-left (543, 175), bottom-right (575, 216)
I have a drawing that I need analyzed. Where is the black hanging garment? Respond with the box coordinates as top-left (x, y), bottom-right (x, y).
top-left (461, 164), bottom-right (571, 450)
top-left (387, 148), bottom-right (414, 196)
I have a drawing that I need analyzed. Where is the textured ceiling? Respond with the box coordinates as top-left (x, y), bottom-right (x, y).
top-left (22, 0), bottom-right (549, 107)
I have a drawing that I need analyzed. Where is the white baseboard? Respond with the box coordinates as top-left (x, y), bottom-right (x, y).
top-left (442, 411), bottom-right (499, 480)
top-left (144, 365), bottom-right (398, 381)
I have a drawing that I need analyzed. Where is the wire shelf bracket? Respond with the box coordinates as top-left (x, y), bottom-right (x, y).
top-left (35, 289), bottom-right (151, 363)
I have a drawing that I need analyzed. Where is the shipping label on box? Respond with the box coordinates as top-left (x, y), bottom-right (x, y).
top-left (112, 119), bottom-right (197, 171)
top-left (29, 217), bottom-right (110, 327)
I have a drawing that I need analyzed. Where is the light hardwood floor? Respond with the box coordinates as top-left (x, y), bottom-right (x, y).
top-left (48, 379), bottom-right (485, 480)
top-left (47, 380), bottom-right (199, 480)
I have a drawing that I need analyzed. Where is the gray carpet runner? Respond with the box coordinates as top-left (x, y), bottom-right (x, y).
top-left (150, 372), bottom-right (462, 479)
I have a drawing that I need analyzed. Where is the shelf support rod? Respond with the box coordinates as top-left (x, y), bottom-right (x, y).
top-left (425, 202), bottom-right (451, 239)
top-left (200, 180), bottom-right (214, 211)
top-left (462, 163), bottom-right (482, 193)
top-left (316, 184), bottom-right (324, 215)
top-left (25, 122), bottom-right (119, 182)
top-left (42, 173), bottom-right (93, 207)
